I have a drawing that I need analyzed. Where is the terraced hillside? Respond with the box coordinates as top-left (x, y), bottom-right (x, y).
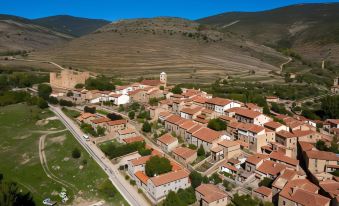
top-left (198, 3), bottom-right (339, 65)
top-left (33, 17), bottom-right (287, 83)
top-left (0, 14), bottom-right (72, 53)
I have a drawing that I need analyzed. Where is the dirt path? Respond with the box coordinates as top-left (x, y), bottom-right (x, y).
top-left (280, 57), bottom-right (292, 73)
top-left (38, 133), bottom-right (78, 193)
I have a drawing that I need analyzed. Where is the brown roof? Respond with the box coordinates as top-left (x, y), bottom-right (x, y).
top-left (246, 153), bottom-right (268, 165)
top-left (128, 89), bottom-right (143, 96)
top-left (107, 119), bottom-right (127, 126)
top-left (219, 115), bottom-right (237, 122)
top-left (234, 108), bottom-right (262, 119)
top-left (172, 147), bottom-right (196, 160)
top-left (206, 97), bottom-right (232, 106)
top-left (123, 136), bottom-right (144, 144)
top-left (179, 120), bottom-right (197, 130)
top-left (140, 79), bottom-right (162, 86)
top-left (191, 96), bottom-right (208, 104)
top-left (180, 107), bottom-right (203, 115)
top-left (264, 121), bottom-right (284, 129)
top-left (130, 155), bottom-right (151, 166)
top-left (254, 186), bottom-right (272, 197)
top-left (150, 169), bottom-right (189, 187)
top-left (326, 119), bottom-right (339, 125)
top-left (118, 128), bottom-right (136, 135)
top-left (269, 151), bottom-right (299, 166)
top-left (280, 179), bottom-right (329, 206)
top-left (245, 103), bottom-right (261, 110)
top-left (193, 117), bottom-right (208, 124)
top-left (276, 130), bottom-right (296, 139)
top-left (192, 127), bottom-right (221, 143)
top-left (299, 141), bottom-right (315, 152)
top-left (196, 184), bottom-right (227, 203)
top-left (238, 123), bottom-right (265, 134)
top-left (165, 115), bottom-right (185, 125)
top-left (306, 150), bottom-right (339, 161)
top-left (272, 168), bottom-right (298, 190)
top-left (319, 180), bottom-right (339, 199)
top-left (187, 124), bottom-right (203, 134)
top-left (157, 133), bottom-right (177, 145)
top-left (292, 130), bottom-right (316, 137)
top-left (134, 171), bottom-right (149, 185)
top-left (159, 111), bottom-right (172, 118)
top-left (221, 162), bottom-right (237, 172)
top-left (77, 112), bottom-right (96, 120)
top-left (91, 117), bottom-right (111, 124)
top-left (218, 140), bottom-right (240, 148)
top-left (210, 146), bottom-right (223, 153)
top-left (256, 160), bottom-right (286, 176)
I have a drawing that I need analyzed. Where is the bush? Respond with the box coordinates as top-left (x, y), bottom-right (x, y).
top-left (189, 171), bottom-right (203, 188)
top-left (59, 99), bottom-right (74, 107)
top-left (171, 85), bottom-right (183, 94)
top-left (145, 156), bottom-right (172, 177)
top-left (207, 118), bottom-right (226, 131)
top-left (100, 141), bottom-right (146, 159)
top-left (107, 113), bottom-right (123, 120)
top-left (128, 111), bottom-right (135, 119)
top-left (72, 148), bottom-right (81, 159)
top-left (258, 177), bottom-right (274, 188)
top-left (85, 76), bottom-right (115, 91)
top-left (48, 96), bottom-right (59, 105)
top-left (197, 145), bottom-right (205, 156)
top-left (188, 144), bottom-right (197, 150)
top-left (209, 173), bottom-right (222, 185)
top-left (142, 121), bottom-right (152, 133)
top-left (38, 84), bottom-right (52, 100)
top-left (129, 180), bottom-right (136, 186)
top-left (84, 106), bottom-right (96, 114)
top-left (96, 126), bottom-right (106, 136)
top-left (37, 98), bottom-right (48, 109)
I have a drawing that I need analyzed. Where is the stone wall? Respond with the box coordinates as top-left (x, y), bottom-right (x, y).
top-left (50, 69), bottom-right (90, 89)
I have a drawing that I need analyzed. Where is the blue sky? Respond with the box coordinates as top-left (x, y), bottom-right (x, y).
top-left (1, 0), bottom-right (338, 20)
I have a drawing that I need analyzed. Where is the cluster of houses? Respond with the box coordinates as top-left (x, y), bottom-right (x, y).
top-left (56, 72), bottom-right (338, 206)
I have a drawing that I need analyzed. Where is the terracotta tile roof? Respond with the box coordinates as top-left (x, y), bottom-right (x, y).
top-left (206, 97), bottom-right (232, 106)
top-left (292, 129), bottom-right (316, 137)
top-left (123, 136), bottom-right (144, 144)
top-left (269, 151), bottom-right (299, 166)
top-left (210, 146), bottom-right (223, 153)
top-left (172, 147), bottom-right (196, 160)
top-left (140, 79), bottom-right (162, 86)
top-left (159, 111), bottom-right (172, 118)
top-left (193, 117), bottom-right (208, 124)
top-left (191, 96), bottom-right (208, 104)
top-left (280, 179), bottom-right (329, 206)
top-left (326, 119), bottom-right (339, 125)
top-left (180, 106), bottom-right (203, 115)
top-left (187, 124), bottom-right (203, 134)
top-left (238, 123), bottom-right (265, 134)
top-left (170, 160), bottom-right (182, 171)
top-left (128, 89), bottom-right (143, 96)
top-left (196, 184), bottom-right (227, 203)
top-left (254, 186), bottom-right (272, 197)
top-left (319, 180), bottom-right (339, 199)
top-left (179, 120), bottom-right (197, 130)
top-left (306, 150), bottom-right (339, 161)
top-left (134, 171), bottom-right (149, 185)
top-left (245, 103), bottom-right (261, 110)
top-left (235, 140), bottom-right (249, 148)
top-left (234, 108), bottom-right (263, 119)
top-left (91, 117), bottom-right (111, 124)
top-left (202, 108), bottom-right (213, 114)
top-left (221, 162), bottom-right (238, 172)
top-left (276, 130), bottom-right (296, 139)
top-left (118, 128), bottom-right (136, 135)
top-left (228, 158), bottom-right (240, 165)
top-left (165, 115), bottom-right (185, 125)
top-left (299, 141), bottom-right (315, 152)
top-left (218, 140), bottom-right (240, 148)
top-left (157, 133), bottom-right (177, 145)
top-left (256, 160), bottom-right (286, 176)
top-left (192, 127), bottom-right (221, 143)
top-left (110, 93), bottom-right (123, 98)
top-left (286, 120), bottom-right (304, 129)
top-left (219, 115), bottom-right (237, 122)
top-left (228, 122), bottom-right (244, 129)
top-left (264, 121), bottom-right (284, 129)
top-left (150, 169), bottom-right (189, 187)
top-left (107, 119), bottom-right (127, 126)
top-left (272, 168), bottom-right (298, 190)
top-left (171, 94), bottom-right (184, 98)
top-left (77, 112), bottom-right (96, 121)
top-left (246, 153), bottom-right (268, 165)
top-left (130, 155), bottom-right (151, 166)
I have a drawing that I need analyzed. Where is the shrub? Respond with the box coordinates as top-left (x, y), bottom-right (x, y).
top-left (38, 84), bottom-right (52, 100)
top-left (145, 156), bottom-right (172, 177)
top-left (84, 106), bottom-right (96, 114)
top-left (59, 99), bottom-right (74, 107)
top-left (259, 177), bottom-right (274, 188)
top-left (197, 145), bottom-right (205, 156)
top-left (207, 118), bottom-right (226, 131)
top-left (189, 171), bottom-right (203, 188)
top-left (142, 121), bottom-right (152, 133)
top-left (128, 111), bottom-right (135, 119)
top-left (72, 148), bottom-right (81, 159)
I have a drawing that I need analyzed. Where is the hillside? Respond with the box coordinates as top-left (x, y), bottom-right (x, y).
top-left (0, 14), bottom-right (72, 53)
top-left (198, 3), bottom-right (339, 65)
top-left (33, 15), bottom-right (110, 37)
top-left (32, 17), bottom-right (287, 83)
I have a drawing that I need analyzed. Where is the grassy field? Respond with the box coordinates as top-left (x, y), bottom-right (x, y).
top-left (0, 103), bottom-right (128, 206)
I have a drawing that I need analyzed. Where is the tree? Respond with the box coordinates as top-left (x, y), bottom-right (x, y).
top-left (159, 86), bottom-right (164, 90)
top-left (142, 121), bottom-right (152, 133)
top-left (197, 144), bottom-right (205, 156)
top-left (107, 113), bottom-right (123, 120)
top-left (66, 91), bottom-right (73, 97)
top-left (37, 84), bottom-right (52, 100)
top-left (315, 140), bottom-right (327, 151)
top-left (48, 96), bottom-right (59, 105)
top-left (0, 177), bottom-right (35, 206)
top-left (96, 126), bottom-right (106, 136)
top-left (149, 97), bottom-right (160, 106)
top-left (59, 99), bottom-right (74, 107)
top-left (171, 85), bottom-right (183, 94)
top-left (75, 83), bottom-right (84, 89)
top-left (163, 191), bottom-right (185, 206)
top-left (84, 106), bottom-right (96, 114)
top-left (258, 177), bottom-right (273, 188)
top-left (209, 173), bottom-right (222, 185)
top-left (145, 156), bottom-right (172, 177)
top-left (321, 95), bottom-right (339, 119)
top-left (72, 148), bottom-right (81, 159)
top-left (207, 118), bottom-right (226, 131)
top-left (177, 187), bottom-right (196, 205)
top-left (128, 111), bottom-right (135, 120)
top-left (231, 194), bottom-right (260, 206)
top-left (85, 76), bottom-right (115, 91)
top-left (37, 98), bottom-right (48, 109)
top-left (189, 171), bottom-right (203, 188)
top-left (118, 105), bottom-right (124, 112)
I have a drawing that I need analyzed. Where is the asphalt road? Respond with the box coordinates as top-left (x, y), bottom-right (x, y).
top-left (49, 105), bottom-right (148, 206)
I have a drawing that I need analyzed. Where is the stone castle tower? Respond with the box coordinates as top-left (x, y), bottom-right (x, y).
top-left (160, 72), bottom-right (167, 87)
top-left (334, 77), bottom-right (339, 86)
top-left (50, 69), bottom-right (90, 90)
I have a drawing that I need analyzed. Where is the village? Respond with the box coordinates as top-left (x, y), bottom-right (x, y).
top-left (48, 69), bottom-right (338, 206)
